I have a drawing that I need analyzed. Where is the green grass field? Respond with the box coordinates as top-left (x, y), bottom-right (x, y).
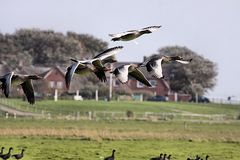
top-left (2, 99), bottom-right (240, 116)
top-left (0, 99), bottom-right (240, 159)
top-left (1, 137), bottom-right (240, 160)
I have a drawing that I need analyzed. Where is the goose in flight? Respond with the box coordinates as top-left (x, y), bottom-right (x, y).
top-left (110, 64), bottom-right (151, 87)
top-left (65, 46), bottom-right (123, 89)
top-left (109, 25), bottom-right (161, 41)
top-left (0, 72), bottom-right (42, 104)
top-left (141, 56), bottom-right (192, 79)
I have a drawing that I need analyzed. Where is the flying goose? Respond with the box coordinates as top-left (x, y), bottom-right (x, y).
top-left (110, 64), bottom-right (152, 87)
top-left (12, 149), bottom-right (25, 159)
top-left (109, 25), bottom-right (161, 41)
top-left (0, 147), bottom-right (13, 160)
top-left (65, 46), bottom-right (123, 89)
top-left (141, 55), bottom-right (192, 79)
top-left (104, 149), bottom-right (115, 160)
top-left (150, 153), bottom-right (163, 160)
top-left (0, 72), bottom-right (42, 104)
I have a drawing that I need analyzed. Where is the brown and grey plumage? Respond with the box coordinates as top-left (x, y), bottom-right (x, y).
top-left (104, 149), bottom-right (115, 160)
top-left (141, 55), bottom-right (192, 79)
top-left (109, 25), bottom-right (161, 41)
top-left (12, 149), bottom-right (25, 160)
top-left (0, 147), bottom-right (13, 160)
top-left (65, 46), bottom-right (123, 89)
top-left (111, 64), bottom-right (151, 87)
top-left (0, 72), bottom-right (42, 104)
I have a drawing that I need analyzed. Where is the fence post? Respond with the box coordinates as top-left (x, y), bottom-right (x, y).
top-left (88, 111), bottom-right (92, 120)
top-left (54, 89), bottom-right (58, 102)
top-left (48, 113), bottom-right (51, 119)
top-left (5, 112), bottom-right (9, 119)
top-left (41, 110), bottom-right (44, 118)
top-left (77, 111), bottom-right (80, 120)
top-left (95, 90), bottom-right (98, 101)
top-left (14, 112), bottom-right (17, 119)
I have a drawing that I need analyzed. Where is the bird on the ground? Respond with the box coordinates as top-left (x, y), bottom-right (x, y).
top-left (141, 55), bottom-right (192, 79)
top-left (0, 72), bottom-right (42, 104)
top-left (205, 155), bottom-right (209, 160)
top-left (109, 26), bottom-right (161, 41)
top-left (110, 64), bottom-right (152, 87)
top-left (150, 153), bottom-right (163, 160)
top-left (65, 46), bottom-right (123, 89)
top-left (104, 149), bottom-right (115, 160)
top-left (162, 154), bottom-right (167, 160)
top-left (166, 154), bottom-right (171, 160)
top-left (195, 155), bottom-right (200, 160)
top-left (0, 147), bottom-right (13, 160)
top-left (12, 149), bottom-right (25, 160)
top-left (0, 147), bottom-right (4, 156)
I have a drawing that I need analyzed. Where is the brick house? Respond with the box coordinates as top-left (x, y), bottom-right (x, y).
top-left (0, 65), bottom-right (68, 96)
top-left (38, 66), bottom-right (67, 95)
top-left (0, 63), bottom-right (191, 101)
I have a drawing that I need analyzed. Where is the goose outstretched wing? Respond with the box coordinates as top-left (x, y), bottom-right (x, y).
top-left (65, 61), bottom-right (87, 89)
top-left (21, 80), bottom-right (35, 104)
top-left (93, 46), bottom-right (123, 64)
top-left (129, 68), bottom-right (151, 87)
top-left (109, 30), bottom-right (137, 38)
top-left (0, 72), bottom-right (14, 98)
top-left (141, 25), bottom-right (161, 32)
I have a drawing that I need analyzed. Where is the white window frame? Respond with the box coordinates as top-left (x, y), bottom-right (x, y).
top-left (149, 80), bottom-right (157, 88)
top-left (113, 79), bottom-right (120, 87)
top-left (49, 81), bottom-right (55, 88)
top-left (57, 81), bottom-right (63, 89)
top-left (137, 81), bottom-right (145, 88)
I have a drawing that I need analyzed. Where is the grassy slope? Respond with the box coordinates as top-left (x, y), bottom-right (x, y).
top-left (2, 99), bottom-right (240, 116)
top-left (0, 100), bottom-right (240, 159)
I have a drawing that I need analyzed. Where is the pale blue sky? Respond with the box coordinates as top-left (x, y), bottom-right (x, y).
top-left (1, 0), bottom-right (240, 99)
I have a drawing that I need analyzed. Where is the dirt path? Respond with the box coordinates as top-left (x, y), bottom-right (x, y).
top-left (0, 104), bottom-right (41, 117)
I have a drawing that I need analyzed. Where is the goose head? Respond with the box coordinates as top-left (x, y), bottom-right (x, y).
top-left (141, 30), bottom-right (152, 34)
top-left (110, 68), bottom-right (118, 75)
top-left (112, 149), bottom-right (116, 155)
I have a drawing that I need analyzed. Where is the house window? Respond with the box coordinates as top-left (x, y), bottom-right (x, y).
top-left (149, 80), bottom-right (157, 88)
top-left (113, 79), bottom-right (121, 87)
top-left (137, 81), bottom-right (145, 88)
top-left (49, 81), bottom-right (55, 88)
top-left (57, 81), bottom-right (63, 89)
